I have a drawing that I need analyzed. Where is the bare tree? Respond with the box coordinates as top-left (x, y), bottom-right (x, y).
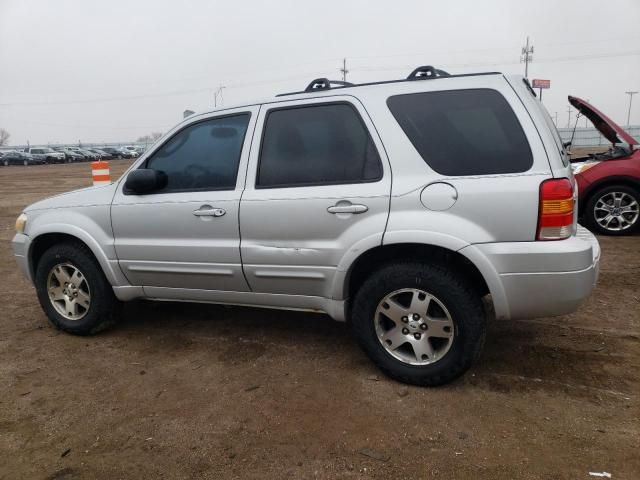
top-left (136, 131), bottom-right (163, 144)
top-left (0, 128), bottom-right (10, 146)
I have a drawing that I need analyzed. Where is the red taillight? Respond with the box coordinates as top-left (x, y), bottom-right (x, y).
top-left (537, 178), bottom-right (575, 241)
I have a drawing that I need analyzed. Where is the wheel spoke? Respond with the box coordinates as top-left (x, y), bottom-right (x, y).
top-left (63, 297), bottom-right (76, 317)
top-left (380, 298), bottom-right (408, 323)
top-left (409, 292), bottom-right (431, 316)
top-left (49, 285), bottom-right (65, 301)
top-left (70, 269), bottom-right (83, 286)
top-left (77, 290), bottom-right (91, 308)
top-left (614, 194), bottom-right (622, 208)
top-left (381, 327), bottom-right (407, 350)
top-left (409, 337), bottom-right (434, 361)
top-left (52, 266), bottom-right (71, 284)
top-left (425, 317), bottom-right (454, 338)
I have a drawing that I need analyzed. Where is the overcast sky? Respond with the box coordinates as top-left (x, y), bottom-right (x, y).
top-left (1, 0), bottom-right (639, 146)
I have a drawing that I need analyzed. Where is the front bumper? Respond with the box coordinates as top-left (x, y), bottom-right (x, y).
top-left (462, 226), bottom-right (600, 320)
top-left (12, 233), bottom-right (32, 282)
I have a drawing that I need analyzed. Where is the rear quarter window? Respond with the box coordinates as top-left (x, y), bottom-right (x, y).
top-left (387, 89), bottom-right (533, 176)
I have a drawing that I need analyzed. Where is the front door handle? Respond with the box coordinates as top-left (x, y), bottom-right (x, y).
top-left (193, 206), bottom-right (226, 217)
top-left (327, 203), bottom-right (368, 214)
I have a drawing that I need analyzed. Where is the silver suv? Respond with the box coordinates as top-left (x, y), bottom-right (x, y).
top-left (12, 67), bottom-right (600, 385)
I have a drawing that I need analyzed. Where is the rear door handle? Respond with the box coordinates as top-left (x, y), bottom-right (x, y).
top-left (193, 207), bottom-right (226, 217)
top-left (327, 203), bottom-right (368, 214)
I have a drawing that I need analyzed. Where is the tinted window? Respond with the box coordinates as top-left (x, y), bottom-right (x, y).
top-left (257, 103), bottom-right (382, 188)
top-left (145, 113), bottom-right (250, 192)
top-left (387, 89), bottom-right (533, 176)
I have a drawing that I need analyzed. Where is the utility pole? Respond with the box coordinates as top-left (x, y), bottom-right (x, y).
top-left (340, 58), bottom-right (349, 82)
top-left (520, 36), bottom-right (534, 79)
top-left (625, 91), bottom-right (638, 126)
top-left (566, 106), bottom-right (572, 128)
top-left (214, 86), bottom-right (226, 108)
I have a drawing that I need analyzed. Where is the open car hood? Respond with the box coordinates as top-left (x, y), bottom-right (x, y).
top-left (569, 96), bottom-right (637, 146)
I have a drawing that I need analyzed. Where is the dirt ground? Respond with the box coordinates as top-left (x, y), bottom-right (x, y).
top-left (0, 160), bottom-right (638, 480)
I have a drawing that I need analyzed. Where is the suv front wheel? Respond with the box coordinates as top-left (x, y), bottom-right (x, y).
top-left (35, 242), bottom-right (121, 335)
top-left (351, 262), bottom-right (486, 386)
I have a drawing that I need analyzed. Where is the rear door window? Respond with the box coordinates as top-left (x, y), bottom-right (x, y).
top-left (256, 103), bottom-right (382, 188)
top-left (387, 89), bottom-right (533, 176)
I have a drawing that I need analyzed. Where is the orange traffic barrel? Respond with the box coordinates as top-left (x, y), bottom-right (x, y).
top-left (91, 161), bottom-right (111, 186)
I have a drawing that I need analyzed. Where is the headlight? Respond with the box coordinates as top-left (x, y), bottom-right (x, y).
top-left (15, 213), bottom-right (27, 234)
top-left (572, 161), bottom-right (600, 175)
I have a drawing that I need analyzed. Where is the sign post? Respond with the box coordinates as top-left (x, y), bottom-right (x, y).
top-left (532, 79), bottom-right (551, 100)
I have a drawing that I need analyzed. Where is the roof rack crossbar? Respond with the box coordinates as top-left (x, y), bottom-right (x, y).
top-left (406, 65), bottom-right (451, 80)
top-left (304, 78), bottom-right (354, 92)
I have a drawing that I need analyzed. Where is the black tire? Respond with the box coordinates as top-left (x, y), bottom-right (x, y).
top-left (350, 262), bottom-right (486, 386)
top-left (35, 242), bottom-right (121, 335)
top-left (584, 185), bottom-right (640, 236)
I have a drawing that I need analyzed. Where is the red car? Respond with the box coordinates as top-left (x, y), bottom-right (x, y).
top-left (570, 96), bottom-right (640, 235)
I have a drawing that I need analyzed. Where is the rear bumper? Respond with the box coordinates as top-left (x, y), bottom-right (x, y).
top-left (461, 226), bottom-right (600, 320)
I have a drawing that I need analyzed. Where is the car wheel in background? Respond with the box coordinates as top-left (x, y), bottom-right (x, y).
top-left (350, 262), bottom-right (486, 386)
top-left (35, 242), bottom-right (121, 335)
top-left (585, 185), bottom-right (640, 235)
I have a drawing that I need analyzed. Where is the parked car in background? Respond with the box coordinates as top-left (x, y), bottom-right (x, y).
top-left (11, 68), bottom-right (601, 386)
top-left (3, 150), bottom-right (45, 166)
top-left (569, 96), bottom-right (640, 235)
top-left (134, 146), bottom-right (146, 155)
top-left (53, 147), bottom-right (84, 162)
top-left (23, 147), bottom-right (64, 163)
top-left (88, 148), bottom-right (112, 160)
top-left (65, 147), bottom-right (90, 161)
top-left (101, 147), bottom-right (133, 159)
top-left (122, 146), bottom-right (140, 158)
top-left (77, 149), bottom-right (99, 161)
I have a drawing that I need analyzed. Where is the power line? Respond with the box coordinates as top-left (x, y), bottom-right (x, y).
top-left (355, 50), bottom-right (640, 72)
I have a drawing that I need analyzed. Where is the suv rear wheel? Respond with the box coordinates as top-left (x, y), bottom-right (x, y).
top-left (584, 185), bottom-right (640, 235)
top-left (35, 242), bottom-right (121, 335)
top-left (350, 262), bottom-right (486, 386)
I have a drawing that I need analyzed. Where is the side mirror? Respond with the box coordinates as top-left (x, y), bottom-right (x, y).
top-left (124, 169), bottom-right (167, 194)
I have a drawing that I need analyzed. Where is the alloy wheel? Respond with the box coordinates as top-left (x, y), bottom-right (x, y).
top-left (374, 288), bottom-right (455, 366)
top-left (47, 263), bottom-right (91, 321)
top-left (594, 191), bottom-right (639, 232)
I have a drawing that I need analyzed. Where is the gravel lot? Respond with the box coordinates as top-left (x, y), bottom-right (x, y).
top-left (0, 160), bottom-right (638, 479)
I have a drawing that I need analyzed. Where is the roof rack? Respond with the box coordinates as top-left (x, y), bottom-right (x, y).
top-left (304, 78), bottom-right (354, 92)
top-left (276, 65), bottom-right (499, 97)
top-left (406, 65), bottom-right (450, 80)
